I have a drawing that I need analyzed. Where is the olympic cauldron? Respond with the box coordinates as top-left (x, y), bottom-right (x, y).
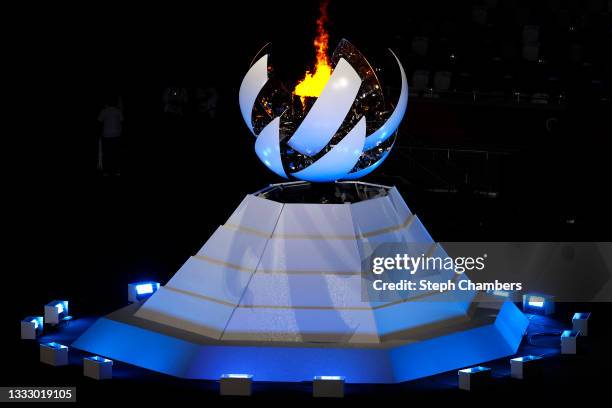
top-left (239, 39), bottom-right (408, 182)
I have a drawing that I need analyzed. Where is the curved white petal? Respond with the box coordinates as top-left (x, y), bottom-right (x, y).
top-left (287, 58), bottom-right (362, 156)
top-left (362, 50), bottom-right (408, 151)
top-left (239, 54), bottom-right (269, 135)
top-left (291, 117), bottom-right (366, 182)
top-left (255, 117), bottom-right (288, 179)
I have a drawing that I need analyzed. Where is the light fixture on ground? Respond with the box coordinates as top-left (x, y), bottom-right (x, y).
top-left (20, 316), bottom-right (43, 340)
top-left (128, 282), bottom-right (160, 303)
top-left (522, 294), bottom-right (554, 315)
top-left (83, 356), bottom-right (113, 380)
top-left (510, 355), bottom-right (543, 379)
top-left (44, 300), bottom-right (70, 325)
top-left (219, 374), bottom-right (253, 396)
top-left (572, 312), bottom-right (591, 336)
top-left (458, 366), bottom-right (491, 391)
top-left (561, 330), bottom-right (580, 354)
top-left (40, 342), bottom-right (68, 366)
top-left (313, 376), bottom-right (345, 398)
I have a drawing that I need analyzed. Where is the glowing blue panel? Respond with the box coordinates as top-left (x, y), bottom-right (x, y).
top-left (254, 117), bottom-right (288, 178)
top-left (56, 303), bottom-right (64, 313)
top-left (288, 58), bottom-right (362, 156)
top-left (72, 301), bottom-right (527, 383)
top-left (136, 283), bottom-right (154, 295)
top-left (363, 50), bottom-right (408, 151)
top-left (238, 54), bottom-right (269, 134)
top-left (291, 117), bottom-right (366, 182)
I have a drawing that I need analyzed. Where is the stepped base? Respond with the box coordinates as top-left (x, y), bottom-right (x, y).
top-left (72, 182), bottom-right (528, 383)
top-left (73, 301), bottom-right (527, 383)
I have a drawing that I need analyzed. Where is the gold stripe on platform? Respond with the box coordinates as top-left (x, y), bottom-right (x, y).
top-left (163, 286), bottom-right (237, 308)
top-left (192, 255), bottom-right (254, 273)
top-left (192, 255), bottom-right (361, 275)
top-left (162, 270), bottom-right (465, 311)
top-left (221, 214), bottom-right (416, 240)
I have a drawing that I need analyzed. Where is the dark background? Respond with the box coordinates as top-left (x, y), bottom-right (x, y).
top-left (5, 0), bottom-right (612, 403)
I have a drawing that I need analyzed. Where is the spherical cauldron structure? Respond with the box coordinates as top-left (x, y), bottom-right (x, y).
top-left (239, 39), bottom-right (408, 182)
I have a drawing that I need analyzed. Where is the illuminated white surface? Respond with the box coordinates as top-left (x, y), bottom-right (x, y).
top-left (238, 54), bottom-right (269, 134)
top-left (363, 50), bottom-right (409, 151)
top-left (254, 117), bottom-right (288, 178)
top-left (291, 117), bottom-right (366, 182)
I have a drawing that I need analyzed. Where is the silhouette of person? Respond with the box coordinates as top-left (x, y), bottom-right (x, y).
top-left (97, 96), bottom-right (123, 175)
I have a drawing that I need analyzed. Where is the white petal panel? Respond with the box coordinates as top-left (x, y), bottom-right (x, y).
top-left (287, 58), bottom-right (362, 156)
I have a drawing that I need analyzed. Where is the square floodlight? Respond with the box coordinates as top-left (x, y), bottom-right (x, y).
top-left (522, 294), bottom-right (554, 315)
top-left (83, 356), bottom-right (113, 380)
top-left (40, 342), bottom-right (69, 366)
top-left (572, 312), bottom-right (591, 336)
top-left (21, 316), bottom-right (43, 340)
top-left (220, 374), bottom-right (253, 396)
top-left (458, 366), bottom-right (491, 391)
top-left (561, 330), bottom-right (580, 354)
top-left (128, 282), bottom-right (160, 303)
top-left (510, 355), bottom-right (543, 379)
top-left (313, 376), bottom-right (345, 398)
top-left (44, 300), bottom-right (69, 325)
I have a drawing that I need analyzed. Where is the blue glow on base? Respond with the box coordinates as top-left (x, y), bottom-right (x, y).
top-left (72, 302), bottom-right (527, 383)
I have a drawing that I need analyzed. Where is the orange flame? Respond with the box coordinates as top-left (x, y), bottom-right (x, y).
top-left (293, 0), bottom-right (332, 106)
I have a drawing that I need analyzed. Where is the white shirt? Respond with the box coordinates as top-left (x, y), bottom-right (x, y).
top-left (98, 106), bottom-right (124, 138)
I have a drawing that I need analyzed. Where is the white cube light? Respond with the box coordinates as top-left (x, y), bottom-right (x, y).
top-left (40, 342), bottom-right (69, 366)
top-left (458, 366), bottom-right (491, 391)
top-left (219, 374), bottom-right (253, 396)
top-left (561, 330), bottom-right (580, 354)
top-left (21, 316), bottom-right (43, 340)
top-left (128, 282), bottom-right (160, 303)
top-left (44, 300), bottom-right (69, 325)
top-left (83, 356), bottom-right (113, 380)
top-left (510, 355), bottom-right (543, 379)
top-left (572, 312), bottom-right (591, 336)
top-left (313, 376), bottom-right (345, 398)
top-left (522, 294), bottom-right (555, 315)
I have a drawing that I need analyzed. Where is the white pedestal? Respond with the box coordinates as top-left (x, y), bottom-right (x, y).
top-left (313, 376), bottom-right (345, 398)
top-left (458, 366), bottom-right (491, 391)
top-left (510, 355), bottom-right (542, 379)
top-left (219, 375), bottom-right (253, 396)
top-left (83, 356), bottom-right (113, 380)
top-left (561, 330), bottom-right (580, 354)
top-left (572, 312), bottom-right (591, 336)
top-left (40, 343), bottom-right (68, 366)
